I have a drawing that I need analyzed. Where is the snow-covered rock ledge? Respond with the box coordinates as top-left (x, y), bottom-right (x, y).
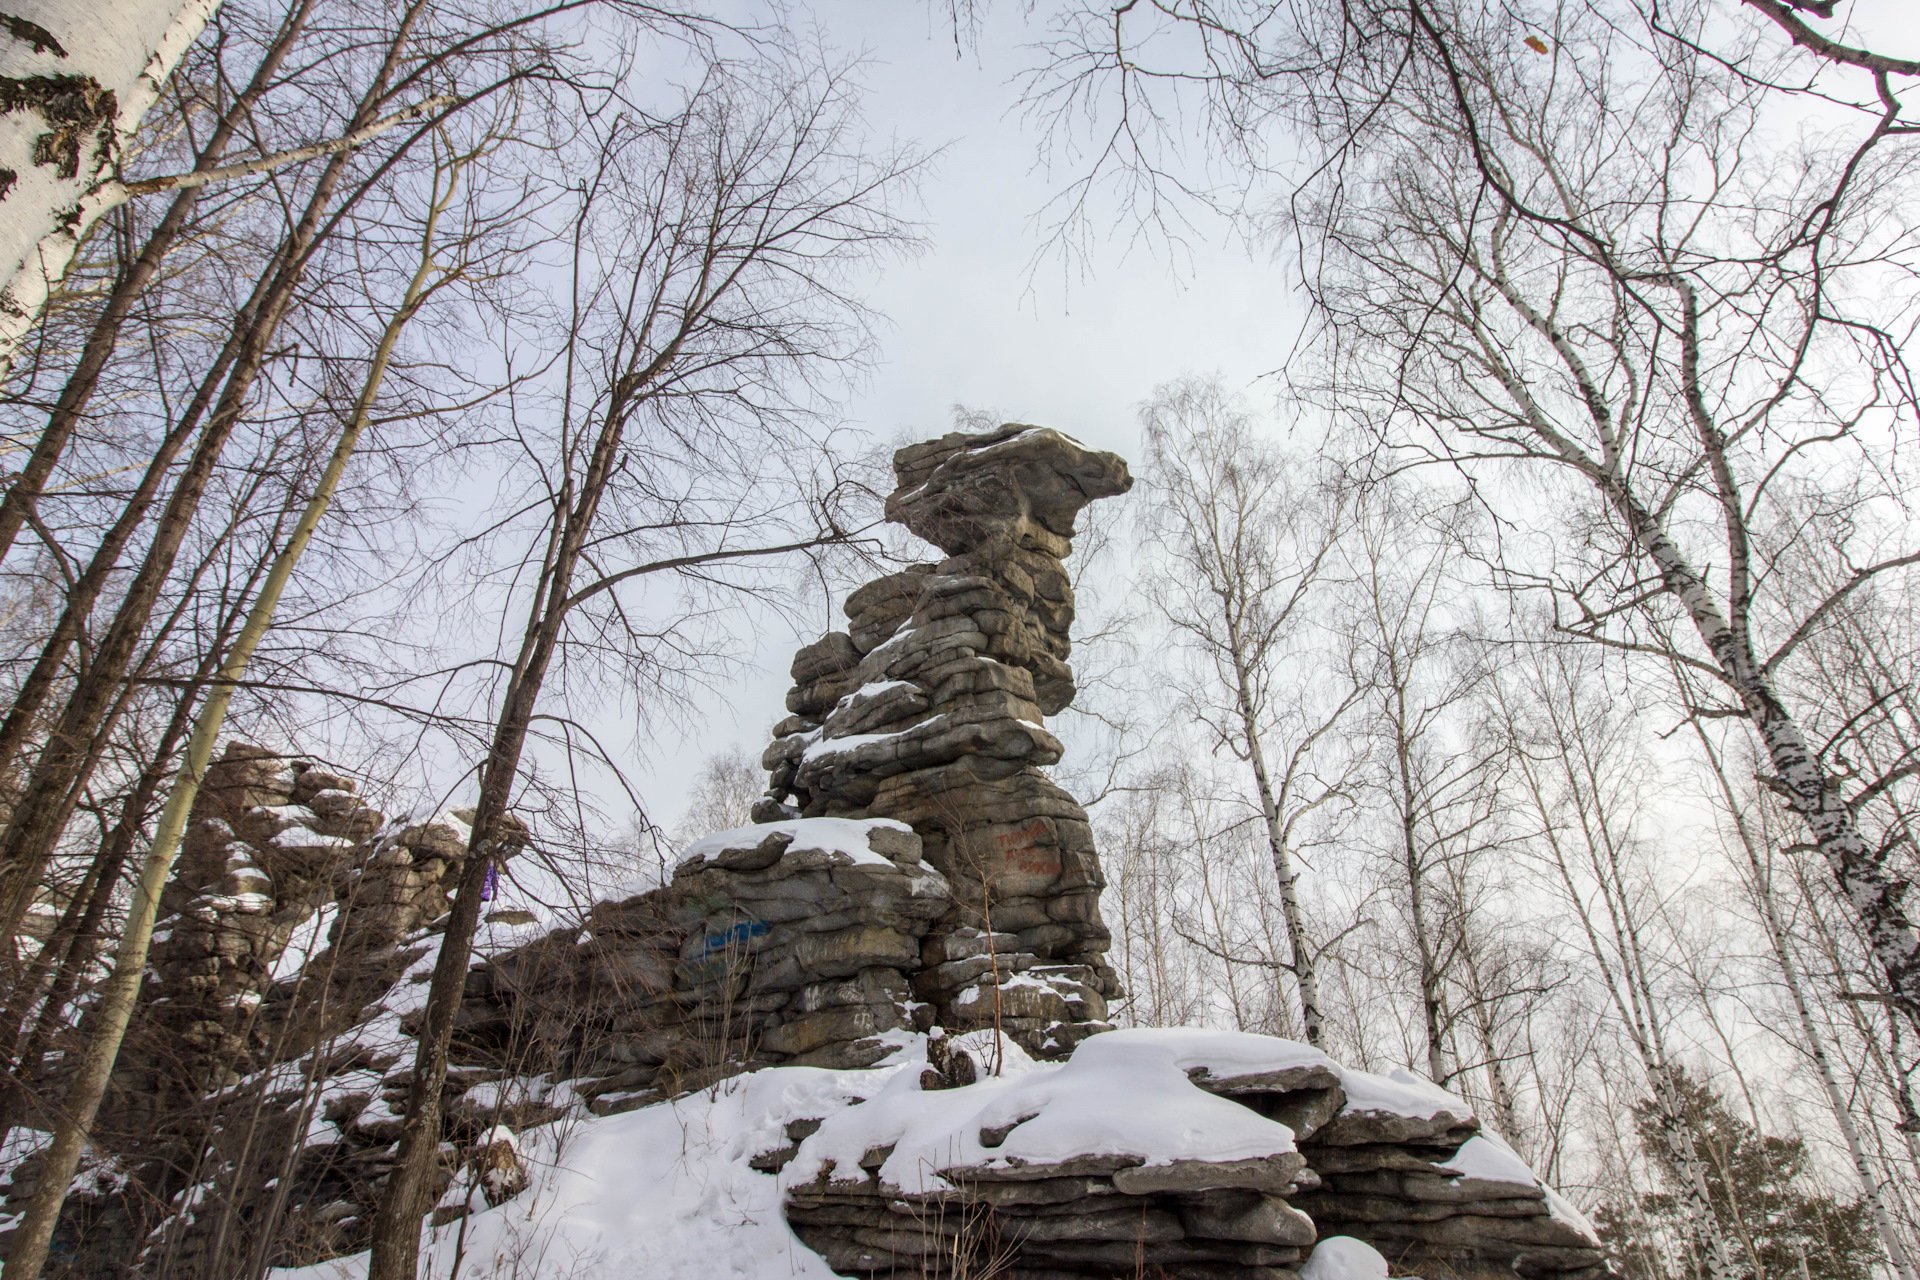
top-left (271, 1027), bottom-right (1603, 1280)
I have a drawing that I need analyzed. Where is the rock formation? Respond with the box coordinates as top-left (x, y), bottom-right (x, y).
top-left (7, 743), bottom-right (519, 1276)
top-left (759, 423), bottom-right (1130, 1056)
top-left (3, 424), bottom-right (1613, 1280)
top-left (774, 1029), bottom-right (1606, 1280)
top-left (458, 816), bottom-right (951, 1112)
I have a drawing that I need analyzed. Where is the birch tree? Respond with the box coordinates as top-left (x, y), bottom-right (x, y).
top-left (1686, 711), bottom-right (1919, 1280)
top-left (1139, 377), bottom-right (1361, 1047)
top-left (1500, 645), bottom-right (1747, 1280)
top-left (1340, 482), bottom-right (1506, 1087)
top-left (362, 57), bottom-right (920, 1279)
top-left (998, 0), bottom-right (1920, 1038)
top-left (0, 0), bottom-right (219, 375)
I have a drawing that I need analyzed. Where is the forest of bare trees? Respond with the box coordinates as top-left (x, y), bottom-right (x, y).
top-left (0, 0), bottom-right (1914, 1277)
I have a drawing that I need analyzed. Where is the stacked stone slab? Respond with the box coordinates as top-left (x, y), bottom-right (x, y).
top-left (136, 744), bottom-right (380, 1091)
top-left (785, 1142), bottom-right (1315, 1279)
top-left (123, 742), bottom-right (505, 1105)
top-left (777, 1029), bottom-right (1608, 1280)
top-left (758, 423), bottom-right (1131, 1055)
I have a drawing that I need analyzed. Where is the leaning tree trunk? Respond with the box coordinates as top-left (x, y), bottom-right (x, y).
top-left (0, 182), bottom-right (447, 1278)
top-left (0, 0), bottom-right (218, 376)
top-left (364, 382), bottom-right (631, 1280)
top-left (0, 0), bottom-right (313, 565)
top-left (1609, 482), bottom-right (1920, 1037)
top-left (1225, 627), bottom-right (1325, 1047)
top-left (1685, 715), bottom-right (1920, 1280)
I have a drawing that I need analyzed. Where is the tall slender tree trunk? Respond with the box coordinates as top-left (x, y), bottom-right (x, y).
top-left (0, 0), bottom-right (315, 565)
top-left (1679, 689), bottom-right (1918, 1279)
top-left (1510, 684), bottom-right (1746, 1280)
top-left (1456, 932), bottom-right (1524, 1144)
top-left (1225, 628), bottom-right (1324, 1047)
top-left (1386, 667), bottom-right (1449, 1086)
top-left (366, 374), bottom-right (634, 1280)
top-left (0, 0), bottom-right (220, 375)
top-left (1, 169), bottom-right (448, 1279)
top-left (0, 266), bottom-right (267, 794)
top-left (0, 452), bottom-right (293, 1155)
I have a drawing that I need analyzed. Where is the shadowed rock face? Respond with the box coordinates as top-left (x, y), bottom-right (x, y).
top-left (757, 423), bottom-right (1132, 1056)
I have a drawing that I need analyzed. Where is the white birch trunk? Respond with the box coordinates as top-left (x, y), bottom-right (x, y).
top-left (1512, 719), bottom-right (1745, 1280)
top-left (1225, 627), bottom-right (1325, 1047)
top-left (1692, 726), bottom-right (1920, 1280)
top-left (0, 0), bottom-right (217, 375)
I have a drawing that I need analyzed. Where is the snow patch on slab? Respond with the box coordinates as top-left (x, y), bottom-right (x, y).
top-left (1442, 1133), bottom-right (1600, 1242)
top-left (800, 714), bottom-right (951, 765)
top-left (784, 1031), bottom-right (1299, 1198)
top-left (270, 825), bottom-right (356, 853)
top-left (273, 904), bottom-right (339, 982)
top-left (1439, 1134), bottom-right (1535, 1184)
top-left (1091, 1026), bottom-right (1339, 1079)
top-left (1302, 1235), bottom-right (1390, 1280)
top-left (1336, 1063), bottom-right (1470, 1122)
top-left (833, 679), bottom-right (917, 710)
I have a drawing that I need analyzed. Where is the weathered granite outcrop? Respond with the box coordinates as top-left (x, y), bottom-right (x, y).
top-left (117, 743), bottom-right (514, 1111)
top-left (757, 424), bottom-right (1131, 1056)
top-left (451, 817), bottom-right (950, 1114)
top-left (774, 1029), bottom-right (1607, 1280)
top-left (130, 815), bottom-right (946, 1272)
top-left (6, 743), bottom-right (522, 1278)
top-left (7, 426), bottom-right (1614, 1280)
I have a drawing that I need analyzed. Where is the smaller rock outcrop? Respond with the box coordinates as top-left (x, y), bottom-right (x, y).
top-left (455, 816), bottom-right (952, 1115)
top-left (775, 1029), bottom-right (1607, 1280)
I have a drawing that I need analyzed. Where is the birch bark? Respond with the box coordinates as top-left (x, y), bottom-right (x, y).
top-left (0, 0), bottom-right (218, 375)
top-left (1692, 721), bottom-right (1919, 1280)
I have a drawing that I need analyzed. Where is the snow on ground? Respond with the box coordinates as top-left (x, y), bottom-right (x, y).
top-left (270, 1062), bottom-right (892, 1280)
top-left (267, 1027), bottom-right (1585, 1278)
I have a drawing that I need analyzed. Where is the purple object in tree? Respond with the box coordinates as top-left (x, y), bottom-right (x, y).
top-left (481, 860), bottom-right (498, 903)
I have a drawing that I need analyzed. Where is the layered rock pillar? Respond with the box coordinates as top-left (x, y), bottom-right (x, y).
top-left (756, 424), bottom-right (1130, 1054)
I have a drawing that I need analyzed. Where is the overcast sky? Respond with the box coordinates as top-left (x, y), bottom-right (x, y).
top-left (608, 3), bottom-right (1310, 831)
top-left (567, 0), bottom-right (1920, 839)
